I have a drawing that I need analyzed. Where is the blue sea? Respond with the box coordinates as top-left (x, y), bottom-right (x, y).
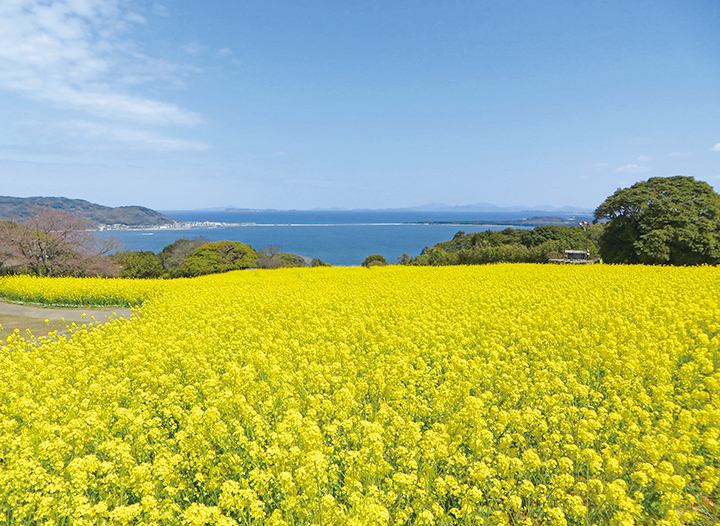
top-left (95, 210), bottom-right (590, 267)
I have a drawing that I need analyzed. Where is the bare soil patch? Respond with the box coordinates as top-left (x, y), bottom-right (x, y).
top-left (0, 302), bottom-right (132, 339)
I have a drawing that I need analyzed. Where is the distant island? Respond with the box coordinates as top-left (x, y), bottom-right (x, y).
top-left (220, 203), bottom-right (594, 214)
top-left (406, 215), bottom-right (594, 227)
top-left (0, 196), bottom-right (176, 228)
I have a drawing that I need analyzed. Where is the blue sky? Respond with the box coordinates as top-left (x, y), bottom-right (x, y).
top-left (0, 0), bottom-right (719, 211)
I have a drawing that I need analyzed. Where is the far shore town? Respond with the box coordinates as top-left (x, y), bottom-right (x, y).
top-left (94, 220), bottom-right (252, 231)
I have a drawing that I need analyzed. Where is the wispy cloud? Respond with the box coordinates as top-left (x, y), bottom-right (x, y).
top-left (712, 143), bottom-right (720, 152)
top-left (56, 120), bottom-right (212, 152)
top-left (636, 155), bottom-right (652, 162)
top-left (217, 47), bottom-right (242, 66)
top-left (182, 41), bottom-right (205, 57)
top-left (0, 0), bottom-right (200, 126)
top-left (617, 163), bottom-right (649, 173)
top-left (152, 3), bottom-right (169, 17)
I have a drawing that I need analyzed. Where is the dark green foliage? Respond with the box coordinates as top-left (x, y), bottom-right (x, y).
top-left (362, 254), bottom-right (388, 267)
top-left (311, 258), bottom-right (331, 267)
top-left (594, 176), bottom-right (720, 265)
top-left (276, 253), bottom-right (309, 268)
top-left (257, 245), bottom-right (309, 269)
top-left (115, 239), bottom-right (314, 278)
top-left (158, 237), bottom-right (209, 272)
top-left (110, 250), bottom-right (164, 279)
top-left (406, 224), bottom-right (602, 266)
top-left (179, 241), bottom-right (258, 276)
top-left (258, 252), bottom-right (309, 269)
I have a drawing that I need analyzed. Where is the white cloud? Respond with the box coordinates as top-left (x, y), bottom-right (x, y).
top-left (712, 143), bottom-right (720, 152)
top-left (636, 155), bottom-right (652, 162)
top-left (0, 0), bottom-right (200, 126)
top-left (617, 163), bottom-right (649, 173)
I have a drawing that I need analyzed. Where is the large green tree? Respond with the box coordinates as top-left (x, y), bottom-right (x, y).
top-left (110, 250), bottom-right (164, 279)
top-left (158, 237), bottom-right (209, 272)
top-left (594, 176), bottom-right (720, 265)
top-left (180, 241), bottom-right (258, 276)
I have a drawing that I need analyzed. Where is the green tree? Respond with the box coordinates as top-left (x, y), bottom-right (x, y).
top-left (406, 224), bottom-right (602, 266)
top-left (594, 176), bottom-right (720, 265)
top-left (275, 253), bottom-right (309, 268)
top-left (111, 250), bottom-right (164, 279)
top-left (311, 258), bottom-right (331, 267)
top-left (158, 237), bottom-right (209, 270)
top-left (180, 241), bottom-right (258, 276)
top-left (362, 254), bottom-right (387, 267)
top-left (257, 246), bottom-right (309, 269)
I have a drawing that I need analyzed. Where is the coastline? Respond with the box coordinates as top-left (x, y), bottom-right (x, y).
top-left (93, 216), bottom-right (592, 232)
top-left (94, 220), bottom-right (252, 232)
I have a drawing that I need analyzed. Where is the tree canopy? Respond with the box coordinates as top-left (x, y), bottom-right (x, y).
top-left (594, 176), bottom-right (720, 265)
top-left (257, 245), bottom-right (309, 269)
top-left (180, 241), bottom-right (258, 276)
top-left (362, 254), bottom-right (388, 267)
top-left (158, 237), bottom-right (209, 276)
top-left (401, 224), bottom-right (602, 266)
top-left (111, 250), bottom-right (164, 279)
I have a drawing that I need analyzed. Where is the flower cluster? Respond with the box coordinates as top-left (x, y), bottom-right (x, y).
top-left (1, 264), bottom-right (718, 525)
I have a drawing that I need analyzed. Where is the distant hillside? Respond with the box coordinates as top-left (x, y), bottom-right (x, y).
top-left (0, 196), bottom-right (176, 227)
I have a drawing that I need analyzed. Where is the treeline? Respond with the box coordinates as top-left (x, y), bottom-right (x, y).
top-left (5, 176), bottom-right (718, 276)
top-left (0, 208), bottom-right (328, 279)
top-left (111, 239), bottom-right (330, 279)
top-left (398, 224), bottom-right (604, 266)
top-left (394, 176), bottom-right (720, 267)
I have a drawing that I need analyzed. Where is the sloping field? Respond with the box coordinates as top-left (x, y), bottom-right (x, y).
top-left (0, 265), bottom-right (718, 525)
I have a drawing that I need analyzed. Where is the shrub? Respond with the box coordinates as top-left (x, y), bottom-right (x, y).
top-left (180, 241), bottom-right (258, 276)
top-left (111, 250), bottom-right (164, 279)
top-left (311, 258), bottom-right (331, 267)
top-left (362, 254), bottom-right (388, 267)
top-left (158, 237), bottom-right (210, 270)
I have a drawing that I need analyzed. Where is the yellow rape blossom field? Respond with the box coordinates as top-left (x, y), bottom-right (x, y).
top-left (0, 274), bottom-right (165, 307)
top-left (0, 264), bottom-right (719, 526)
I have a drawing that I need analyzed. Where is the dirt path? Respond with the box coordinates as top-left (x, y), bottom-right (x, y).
top-left (0, 302), bottom-right (133, 322)
top-left (0, 302), bottom-right (134, 339)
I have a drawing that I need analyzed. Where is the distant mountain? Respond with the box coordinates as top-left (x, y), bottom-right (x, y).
top-left (413, 215), bottom-right (594, 227)
top-left (217, 203), bottom-right (594, 214)
top-left (397, 202), bottom-right (593, 213)
top-left (0, 196), bottom-right (175, 227)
